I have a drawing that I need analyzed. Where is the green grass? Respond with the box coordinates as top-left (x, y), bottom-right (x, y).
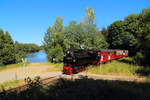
top-left (43, 63), bottom-right (63, 72)
top-left (0, 62), bottom-right (30, 72)
top-left (25, 62), bottom-right (63, 72)
top-left (0, 63), bottom-right (23, 72)
top-left (0, 80), bottom-right (23, 90)
top-left (87, 57), bottom-right (141, 75)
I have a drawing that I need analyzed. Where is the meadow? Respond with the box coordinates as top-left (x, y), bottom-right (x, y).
top-left (87, 57), bottom-right (150, 76)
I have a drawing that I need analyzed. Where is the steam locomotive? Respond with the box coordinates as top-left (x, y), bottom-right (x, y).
top-left (63, 49), bottom-right (128, 75)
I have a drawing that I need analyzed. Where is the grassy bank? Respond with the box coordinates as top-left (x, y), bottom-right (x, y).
top-left (0, 63), bottom-right (27, 72)
top-left (43, 63), bottom-right (63, 72)
top-left (26, 62), bottom-right (63, 72)
top-left (0, 62), bottom-right (62, 72)
top-left (87, 61), bottom-right (139, 75)
top-left (87, 57), bottom-right (150, 76)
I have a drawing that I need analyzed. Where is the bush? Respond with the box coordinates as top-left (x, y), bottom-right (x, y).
top-left (47, 45), bottom-right (64, 63)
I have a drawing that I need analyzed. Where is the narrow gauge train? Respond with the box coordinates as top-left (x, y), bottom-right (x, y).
top-left (63, 49), bottom-right (128, 75)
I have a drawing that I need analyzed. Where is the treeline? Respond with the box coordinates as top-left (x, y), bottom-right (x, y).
top-left (43, 8), bottom-right (108, 62)
top-left (0, 30), bottom-right (41, 66)
top-left (104, 8), bottom-right (150, 65)
top-left (15, 42), bottom-right (41, 53)
top-left (44, 7), bottom-right (150, 66)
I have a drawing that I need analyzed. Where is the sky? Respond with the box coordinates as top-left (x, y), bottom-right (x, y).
top-left (0, 0), bottom-right (149, 45)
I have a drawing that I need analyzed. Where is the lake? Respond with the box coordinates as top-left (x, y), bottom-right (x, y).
top-left (26, 51), bottom-right (48, 62)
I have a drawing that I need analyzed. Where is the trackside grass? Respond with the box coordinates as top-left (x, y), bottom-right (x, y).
top-left (0, 62), bottom-right (29, 72)
top-left (43, 63), bottom-right (63, 72)
top-left (87, 57), bottom-right (143, 75)
top-left (0, 80), bottom-right (23, 90)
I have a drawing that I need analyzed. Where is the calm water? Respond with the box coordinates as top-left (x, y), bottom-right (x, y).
top-left (26, 51), bottom-right (48, 62)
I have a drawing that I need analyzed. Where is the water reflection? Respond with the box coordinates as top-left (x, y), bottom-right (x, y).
top-left (26, 51), bottom-right (48, 62)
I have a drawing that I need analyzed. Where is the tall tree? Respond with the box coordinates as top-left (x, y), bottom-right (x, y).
top-left (107, 21), bottom-right (137, 55)
top-left (0, 30), bottom-right (16, 65)
top-left (43, 17), bottom-right (64, 63)
top-left (86, 7), bottom-right (95, 24)
top-left (53, 16), bottom-right (63, 32)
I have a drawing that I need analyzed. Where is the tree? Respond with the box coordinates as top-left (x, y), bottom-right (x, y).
top-left (106, 8), bottom-right (150, 65)
top-left (134, 8), bottom-right (150, 65)
top-left (101, 27), bottom-right (108, 37)
top-left (47, 45), bottom-right (64, 63)
top-left (86, 7), bottom-right (95, 24)
top-left (0, 29), bottom-right (41, 65)
top-left (63, 21), bottom-right (108, 50)
top-left (53, 16), bottom-right (63, 33)
top-left (43, 17), bottom-right (64, 62)
top-left (107, 21), bottom-right (137, 55)
top-left (0, 30), bottom-right (16, 65)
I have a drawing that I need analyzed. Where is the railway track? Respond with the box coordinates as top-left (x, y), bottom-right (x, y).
top-left (0, 75), bottom-right (59, 93)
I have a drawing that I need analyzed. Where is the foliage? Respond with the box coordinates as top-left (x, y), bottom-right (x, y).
top-left (0, 30), bottom-right (16, 65)
top-left (0, 29), bottom-right (41, 65)
top-left (24, 76), bottom-right (42, 89)
top-left (106, 8), bottom-right (150, 65)
top-left (43, 16), bottom-right (64, 63)
top-left (86, 7), bottom-right (95, 24)
top-left (47, 45), bottom-right (64, 63)
top-left (15, 42), bottom-right (41, 53)
top-left (107, 21), bottom-right (137, 55)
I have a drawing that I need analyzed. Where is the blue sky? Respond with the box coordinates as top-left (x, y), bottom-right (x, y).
top-left (0, 0), bottom-right (149, 45)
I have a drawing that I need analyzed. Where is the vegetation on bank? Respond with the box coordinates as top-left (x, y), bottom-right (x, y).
top-left (87, 61), bottom-right (139, 75)
top-left (86, 57), bottom-right (150, 77)
top-left (43, 63), bottom-right (62, 72)
top-left (0, 29), bottom-right (41, 66)
top-left (15, 42), bottom-right (41, 53)
top-left (24, 62), bottom-right (62, 72)
top-left (1, 78), bottom-right (150, 100)
top-left (0, 63), bottom-right (24, 72)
